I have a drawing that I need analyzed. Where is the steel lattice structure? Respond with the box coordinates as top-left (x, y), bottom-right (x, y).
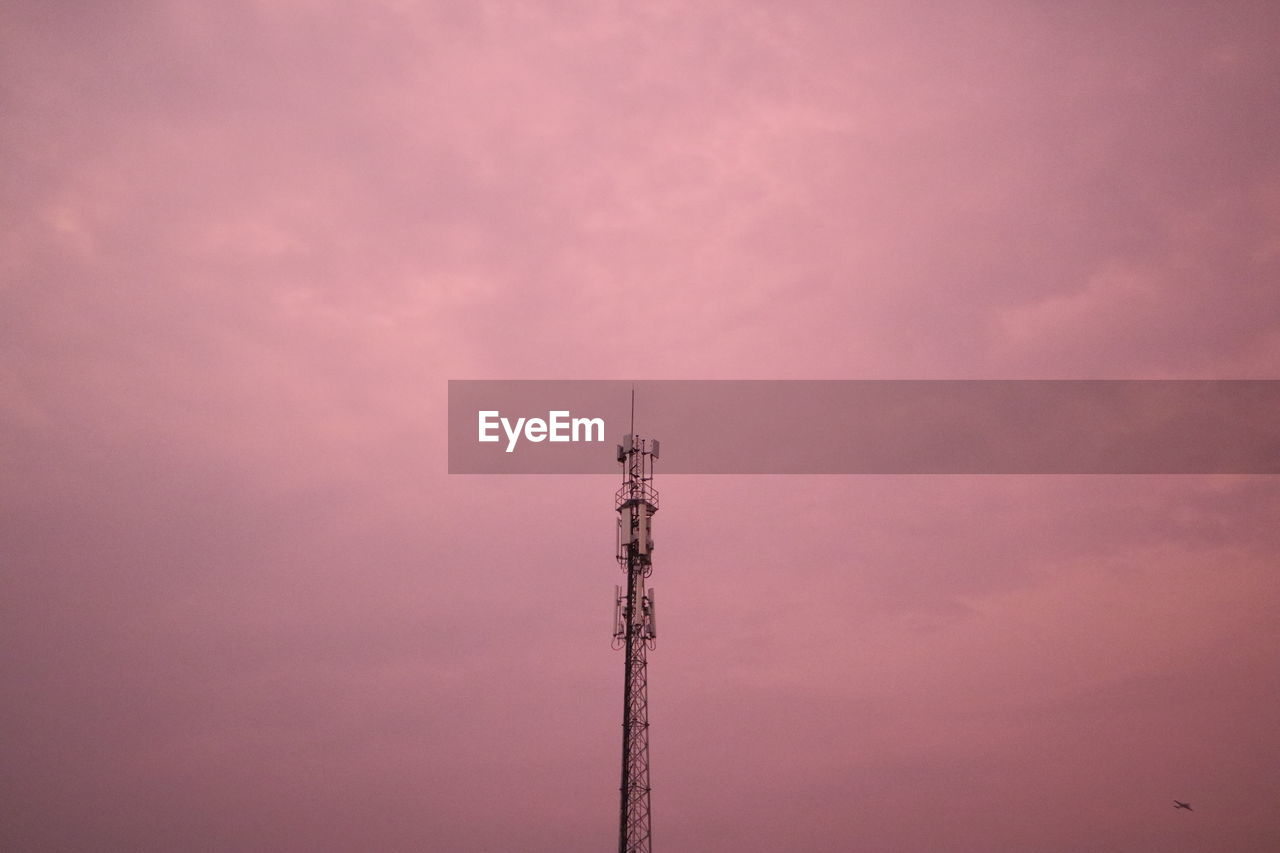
top-left (613, 433), bottom-right (659, 853)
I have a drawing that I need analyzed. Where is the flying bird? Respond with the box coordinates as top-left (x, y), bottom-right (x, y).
top-left (1173, 800), bottom-right (1192, 811)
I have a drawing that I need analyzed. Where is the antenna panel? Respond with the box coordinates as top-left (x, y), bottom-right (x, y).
top-left (613, 585), bottom-right (625, 638)
top-left (634, 504), bottom-right (649, 555)
top-left (647, 588), bottom-right (656, 639)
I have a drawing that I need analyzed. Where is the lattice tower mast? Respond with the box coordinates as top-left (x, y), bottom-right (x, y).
top-left (612, 428), bottom-right (659, 853)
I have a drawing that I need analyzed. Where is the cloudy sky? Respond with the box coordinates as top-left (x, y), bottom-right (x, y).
top-left (3, 1), bottom-right (1279, 850)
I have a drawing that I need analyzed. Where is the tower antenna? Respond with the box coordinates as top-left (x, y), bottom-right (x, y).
top-left (612, 418), bottom-right (659, 853)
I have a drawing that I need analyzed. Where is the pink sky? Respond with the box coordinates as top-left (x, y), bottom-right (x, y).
top-left (3, 2), bottom-right (1279, 850)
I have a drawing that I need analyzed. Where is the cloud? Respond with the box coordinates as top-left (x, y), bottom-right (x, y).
top-left (3, 1), bottom-right (1280, 850)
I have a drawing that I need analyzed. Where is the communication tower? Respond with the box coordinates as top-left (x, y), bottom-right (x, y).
top-left (612, 431), bottom-right (659, 853)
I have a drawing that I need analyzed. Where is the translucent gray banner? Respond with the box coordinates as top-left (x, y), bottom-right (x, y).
top-left (447, 380), bottom-right (1280, 474)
